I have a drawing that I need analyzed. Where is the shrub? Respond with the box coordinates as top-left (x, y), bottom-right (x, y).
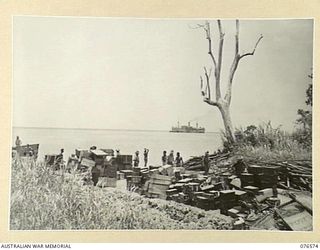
top-left (221, 122), bottom-right (311, 161)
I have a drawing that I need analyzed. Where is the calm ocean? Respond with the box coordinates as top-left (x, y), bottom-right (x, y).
top-left (12, 127), bottom-right (222, 166)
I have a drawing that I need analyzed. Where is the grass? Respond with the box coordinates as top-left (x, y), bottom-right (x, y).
top-left (10, 157), bottom-right (232, 230)
top-left (222, 122), bottom-right (312, 162)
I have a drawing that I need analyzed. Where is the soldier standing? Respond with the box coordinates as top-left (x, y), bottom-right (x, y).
top-left (203, 151), bottom-right (210, 175)
top-left (143, 148), bottom-right (149, 167)
top-left (133, 151), bottom-right (140, 167)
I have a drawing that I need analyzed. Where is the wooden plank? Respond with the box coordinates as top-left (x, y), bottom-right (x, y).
top-left (148, 184), bottom-right (170, 193)
top-left (151, 174), bottom-right (172, 181)
top-left (251, 213), bottom-right (278, 230)
top-left (289, 191), bottom-right (312, 213)
top-left (281, 210), bottom-right (312, 231)
top-left (149, 179), bottom-right (171, 185)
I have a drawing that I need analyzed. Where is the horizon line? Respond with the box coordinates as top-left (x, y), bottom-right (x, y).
top-left (12, 126), bottom-right (220, 134)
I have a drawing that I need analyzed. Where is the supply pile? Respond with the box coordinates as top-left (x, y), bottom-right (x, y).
top-left (53, 147), bottom-right (312, 231)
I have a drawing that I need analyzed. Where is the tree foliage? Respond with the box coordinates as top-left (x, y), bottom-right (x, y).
top-left (292, 73), bottom-right (312, 148)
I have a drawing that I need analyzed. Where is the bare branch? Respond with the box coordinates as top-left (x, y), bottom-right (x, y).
top-left (225, 20), bottom-right (263, 104)
top-left (188, 23), bottom-right (206, 30)
top-left (217, 20), bottom-right (223, 36)
top-left (200, 76), bottom-right (205, 96)
top-left (204, 67), bottom-right (211, 101)
top-left (201, 72), bottom-right (217, 106)
top-left (239, 34), bottom-right (263, 59)
top-left (235, 19), bottom-right (239, 55)
top-left (203, 97), bottom-right (218, 106)
top-left (203, 21), bottom-right (217, 71)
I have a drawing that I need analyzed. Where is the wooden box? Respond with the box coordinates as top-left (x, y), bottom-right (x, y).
top-left (80, 158), bottom-right (96, 168)
top-left (120, 169), bottom-right (133, 178)
top-left (106, 177), bottom-right (117, 188)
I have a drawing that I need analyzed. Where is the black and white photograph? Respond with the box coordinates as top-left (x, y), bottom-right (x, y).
top-left (10, 17), bottom-right (313, 231)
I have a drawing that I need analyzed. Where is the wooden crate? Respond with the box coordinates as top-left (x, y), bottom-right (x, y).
top-left (188, 182), bottom-right (200, 192)
top-left (228, 208), bottom-right (240, 218)
top-left (105, 164), bottom-right (117, 178)
top-left (117, 172), bottom-right (125, 180)
top-left (235, 190), bottom-right (247, 201)
top-left (248, 164), bottom-right (280, 176)
top-left (106, 177), bottom-right (117, 188)
top-left (146, 174), bottom-right (172, 200)
top-left (120, 170), bottom-right (133, 178)
top-left (118, 155), bottom-right (133, 164)
top-left (45, 154), bottom-right (57, 165)
top-left (240, 173), bottom-right (255, 188)
top-left (116, 179), bottom-right (127, 191)
top-left (80, 158), bottom-right (95, 168)
top-left (76, 149), bottom-right (90, 159)
top-left (132, 176), bottom-right (142, 184)
top-left (100, 148), bottom-right (114, 156)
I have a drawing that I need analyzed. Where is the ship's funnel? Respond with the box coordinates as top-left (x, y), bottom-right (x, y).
top-left (188, 122), bottom-right (190, 127)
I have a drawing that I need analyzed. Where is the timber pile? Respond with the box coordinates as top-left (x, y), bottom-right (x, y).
top-left (247, 160), bottom-right (312, 192)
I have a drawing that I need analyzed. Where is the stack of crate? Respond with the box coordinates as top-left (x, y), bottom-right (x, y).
top-left (117, 155), bottom-right (133, 171)
top-left (146, 174), bottom-right (172, 199)
top-left (248, 165), bottom-right (280, 189)
top-left (75, 149), bottom-right (91, 160)
top-left (195, 192), bottom-right (218, 210)
top-left (78, 158), bottom-right (95, 172)
top-left (219, 190), bottom-right (237, 215)
top-left (131, 167), bottom-right (143, 185)
top-left (104, 163), bottom-right (117, 188)
top-left (90, 152), bottom-right (116, 188)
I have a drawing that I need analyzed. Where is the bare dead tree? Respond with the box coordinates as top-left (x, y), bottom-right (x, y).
top-left (198, 20), bottom-right (263, 144)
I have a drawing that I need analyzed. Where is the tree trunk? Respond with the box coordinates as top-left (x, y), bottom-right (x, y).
top-left (219, 104), bottom-right (235, 144)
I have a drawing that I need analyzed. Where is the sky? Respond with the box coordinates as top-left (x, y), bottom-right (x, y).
top-left (13, 17), bottom-right (313, 132)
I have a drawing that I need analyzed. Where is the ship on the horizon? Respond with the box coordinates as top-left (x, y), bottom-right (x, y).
top-left (170, 121), bottom-right (205, 133)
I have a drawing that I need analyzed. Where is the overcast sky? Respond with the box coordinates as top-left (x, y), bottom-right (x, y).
top-left (13, 17), bottom-right (313, 132)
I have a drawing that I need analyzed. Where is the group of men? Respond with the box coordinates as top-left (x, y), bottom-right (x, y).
top-left (161, 150), bottom-right (183, 167)
top-left (133, 148), bottom-right (149, 167)
top-left (133, 149), bottom-right (184, 168)
top-left (134, 148), bottom-right (210, 173)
